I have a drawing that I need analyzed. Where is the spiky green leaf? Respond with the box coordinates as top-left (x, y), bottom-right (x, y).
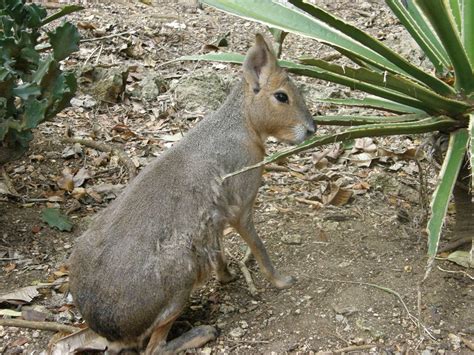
top-left (416, 0), bottom-right (474, 92)
top-left (41, 5), bottom-right (83, 26)
top-left (23, 98), bottom-right (48, 129)
top-left (318, 97), bottom-right (426, 114)
top-left (47, 22), bottom-right (80, 61)
top-left (223, 117), bottom-right (458, 180)
top-left (315, 113), bottom-right (429, 126)
top-left (179, 53), bottom-right (436, 113)
top-left (427, 128), bottom-right (469, 257)
top-left (288, 0), bottom-right (455, 96)
top-left (299, 57), bottom-right (468, 114)
top-left (385, 0), bottom-right (451, 72)
top-left (460, 0), bottom-right (474, 69)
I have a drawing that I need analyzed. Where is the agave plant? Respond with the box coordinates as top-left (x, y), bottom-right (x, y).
top-left (181, 0), bottom-right (474, 261)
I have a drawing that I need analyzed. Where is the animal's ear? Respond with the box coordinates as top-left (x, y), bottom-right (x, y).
top-left (243, 33), bottom-right (279, 94)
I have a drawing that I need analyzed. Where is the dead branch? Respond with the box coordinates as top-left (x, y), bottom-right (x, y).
top-left (61, 137), bottom-right (137, 179)
top-left (331, 344), bottom-right (377, 354)
top-left (0, 319), bottom-right (79, 334)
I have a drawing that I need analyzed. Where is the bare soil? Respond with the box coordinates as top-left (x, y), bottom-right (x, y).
top-left (1, 1), bottom-right (472, 354)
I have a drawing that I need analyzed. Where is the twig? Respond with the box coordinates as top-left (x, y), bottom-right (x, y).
top-left (438, 236), bottom-right (473, 252)
top-left (314, 277), bottom-right (435, 340)
top-left (238, 258), bottom-right (258, 297)
top-left (437, 266), bottom-right (474, 280)
top-left (0, 319), bottom-right (79, 334)
top-left (61, 137), bottom-right (137, 179)
top-left (80, 31), bottom-right (135, 44)
top-left (331, 344), bottom-right (377, 353)
top-left (225, 339), bottom-right (270, 344)
top-left (295, 196), bottom-right (323, 208)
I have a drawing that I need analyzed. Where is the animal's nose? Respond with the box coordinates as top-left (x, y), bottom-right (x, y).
top-left (306, 120), bottom-right (317, 135)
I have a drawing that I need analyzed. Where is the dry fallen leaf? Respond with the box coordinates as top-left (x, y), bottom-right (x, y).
top-left (49, 328), bottom-right (108, 355)
top-left (323, 183), bottom-right (353, 206)
top-left (354, 137), bottom-right (377, 153)
top-left (73, 168), bottom-right (91, 188)
top-left (57, 168), bottom-right (74, 192)
top-left (0, 286), bottom-right (39, 305)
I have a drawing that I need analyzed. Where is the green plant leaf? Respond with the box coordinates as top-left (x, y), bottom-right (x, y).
top-left (318, 97), bottom-right (426, 114)
top-left (41, 5), bottom-right (83, 26)
top-left (416, 0), bottom-right (474, 92)
top-left (385, 0), bottom-right (451, 72)
top-left (449, 0), bottom-right (462, 32)
top-left (23, 98), bottom-right (48, 129)
top-left (41, 208), bottom-right (73, 232)
top-left (287, 0), bottom-right (455, 96)
top-left (460, 0), bottom-right (474, 69)
top-left (47, 22), bottom-right (80, 61)
top-left (223, 116), bottom-right (458, 180)
top-left (299, 57), bottom-right (469, 114)
top-left (201, 0), bottom-right (400, 70)
top-left (12, 82), bottom-right (40, 100)
top-left (315, 113), bottom-right (429, 126)
top-left (179, 53), bottom-right (437, 113)
top-left (426, 128), bottom-right (469, 257)
top-left (24, 3), bottom-right (47, 28)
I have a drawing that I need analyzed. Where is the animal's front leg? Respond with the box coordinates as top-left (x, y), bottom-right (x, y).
top-left (232, 211), bottom-right (295, 289)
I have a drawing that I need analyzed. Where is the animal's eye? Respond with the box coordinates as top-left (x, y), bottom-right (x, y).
top-left (274, 92), bottom-right (289, 103)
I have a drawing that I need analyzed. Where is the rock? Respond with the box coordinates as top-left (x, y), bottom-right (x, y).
top-left (281, 234), bottom-right (303, 245)
top-left (79, 65), bottom-right (129, 103)
top-left (229, 327), bottom-right (245, 339)
top-left (172, 69), bottom-right (230, 113)
top-left (130, 72), bottom-right (167, 101)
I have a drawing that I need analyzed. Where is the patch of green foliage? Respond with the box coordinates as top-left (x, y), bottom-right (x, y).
top-left (0, 0), bottom-right (82, 164)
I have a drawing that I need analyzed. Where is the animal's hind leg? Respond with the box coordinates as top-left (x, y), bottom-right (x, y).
top-left (161, 325), bottom-right (218, 354)
top-left (145, 317), bottom-right (176, 355)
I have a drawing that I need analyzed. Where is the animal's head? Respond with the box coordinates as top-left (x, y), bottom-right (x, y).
top-left (242, 33), bottom-right (316, 144)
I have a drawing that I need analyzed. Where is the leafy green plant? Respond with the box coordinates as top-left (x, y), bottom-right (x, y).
top-left (181, 0), bottom-right (473, 261)
top-left (0, 0), bottom-right (82, 164)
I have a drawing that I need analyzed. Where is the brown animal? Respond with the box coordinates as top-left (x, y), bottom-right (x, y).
top-left (69, 34), bottom-right (316, 354)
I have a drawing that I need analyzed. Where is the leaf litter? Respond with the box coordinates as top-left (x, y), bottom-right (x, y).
top-left (0, 0), bottom-right (472, 353)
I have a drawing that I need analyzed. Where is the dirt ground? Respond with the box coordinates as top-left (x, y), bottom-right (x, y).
top-left (1, 0), bottom-right (473, 354)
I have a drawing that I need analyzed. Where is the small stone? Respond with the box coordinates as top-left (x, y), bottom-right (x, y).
top-left (335, 314), bottom-right (345, 322)
top-left (295, 309), bottom-right (301, 315)
top-left (229, 327), bottom-right (245, 339)
top-left (32, 331), bottom-right (40, 338)
top-left (421, 350), bottom-right (431, 355)
top-left (281, 234), bottom-right (303, 245)
top-left (239, 321), bottom-right (249, 329)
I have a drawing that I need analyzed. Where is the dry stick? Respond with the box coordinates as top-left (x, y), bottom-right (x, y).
top-left (238, 247), bottom-right (258, 297)
top-left (61, 138), bottom-right (137, 179)
top-left (437, 265), bottom-right (474, 280)
top-left (0, 319), bottom-right (78, 334)
top-left (438, 236), bottom-right (473, 252)
top-left (333, 344), bottom-right (377, 353)
top-left (79, 31), bottom-right (135, 44)
top-left (314, 277), bottom-right (435, 340)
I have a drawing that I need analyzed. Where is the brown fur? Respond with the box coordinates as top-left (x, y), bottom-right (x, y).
top-left (68, 34), bottom-right (315, 354)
